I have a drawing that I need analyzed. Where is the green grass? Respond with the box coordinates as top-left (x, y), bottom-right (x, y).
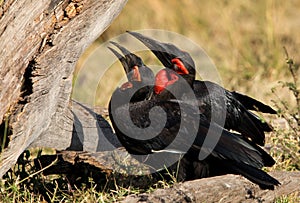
top-left (0, 151), bottom-right (177, 202)
top-left (275, 192), bottom-right (300, 203)
top-left (267, 49), bottom-right (300, 172)
top-left (1, 0), bottom-right (300, 202)
top-left (1, 54), bottom-right (299, 201)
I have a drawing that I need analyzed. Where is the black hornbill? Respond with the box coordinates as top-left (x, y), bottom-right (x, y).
top-left (156, 68), bottom-right (279, 189)
top-left (108, 41), bottom-right (154, 103)
top-left (108, 44), bottom-right (279, 189)
top-left (127, 31), bottom-right (276, 146)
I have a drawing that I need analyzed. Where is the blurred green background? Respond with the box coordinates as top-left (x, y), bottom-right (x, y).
top-left (74, 0), bottom-right (300, 108)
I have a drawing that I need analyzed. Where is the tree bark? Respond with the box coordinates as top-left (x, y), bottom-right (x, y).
top-left (30, 100), bottom-right (121, 151)
top-left (0, 0), bottom-right (127, 177)
top-left (1, 3), bottom-right (298, 202)
top-left (122, 171), bottom-right (300, 203)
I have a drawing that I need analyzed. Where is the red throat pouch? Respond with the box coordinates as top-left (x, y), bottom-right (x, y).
top-left (154, 69), bottom-right (179, 94)
top-left (121, 82), bottom-right (133, 90)
top-left (132, 66), bottom-right (141, 81)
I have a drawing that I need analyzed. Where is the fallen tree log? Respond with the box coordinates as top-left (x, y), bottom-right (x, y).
top-left (31, 148), bottom-right (300, 202)
top-left (31, 149), bottom-right (300, 202)
top-left (30, 100), bottom-right (121, 151)
top-left (122, 171), bottom-right (300, 203)
top-left (21, 102), bottom-right (300, 201)
top-left (0, 0), bottom-right (127, 177)
top-left (1, 2), bottom-right (299, 202)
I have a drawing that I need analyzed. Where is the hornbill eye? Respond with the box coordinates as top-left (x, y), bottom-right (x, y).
top-left (172, 63), bottom-right (179, 72)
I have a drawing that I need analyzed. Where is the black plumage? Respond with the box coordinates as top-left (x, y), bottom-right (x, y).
top-left (151, 68), bottom-right (279, 189)
top-left (108, 41), bottom-right (154, 103)
top-left (108, 43), bottom-right (279, 189)
top-left (127, 31), bottom-right (276, 146)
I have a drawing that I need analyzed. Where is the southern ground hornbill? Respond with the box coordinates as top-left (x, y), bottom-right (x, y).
top-left (107, 42), bottom-right (279, 189)
top-left (127, 31), bottom-right (276, 146)
top-left (108, 41), bottom-right (154, 103)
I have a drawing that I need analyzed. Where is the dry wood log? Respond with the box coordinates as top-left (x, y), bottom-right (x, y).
top-left (31, 150), bottom-right (300, 202)
top-left (122, 171), bottom-right (300, 203)
top-left (1, 3), bottom-right (298, 202)
top-left (30, 100), bottom-right (121, 152)
top-left (23, 103), bottom-right (300, 201)
top-left (0, 0), bottom-right (127, 177)
top-left (33, 149), bottom-right (152, 183)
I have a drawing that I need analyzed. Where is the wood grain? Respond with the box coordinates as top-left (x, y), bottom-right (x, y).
top-left (0, 0), bottom-right (127, 177)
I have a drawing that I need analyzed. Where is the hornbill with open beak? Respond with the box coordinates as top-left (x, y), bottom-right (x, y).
top-left (107, 43), bottom-right (279, 189)
top-left (127, 31), bottom-right (276, 146)
top-left (108, 41), bottom-right (154, 103)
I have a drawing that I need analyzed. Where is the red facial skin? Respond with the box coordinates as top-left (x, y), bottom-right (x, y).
top-left (121, 82), bottom-right (133, 90)
top-left (131, 66), bottom-right (141, 82)
top-left (154, 69), bottom-right (179, 94)
top-left (171, 58), bottom-right (189, 75)
top-left (120, 66), bottom-right (141, 90)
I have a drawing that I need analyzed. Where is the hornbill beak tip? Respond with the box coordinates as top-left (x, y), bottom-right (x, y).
top-left (127, 31), bottom-right (158, 50)
top-left (108, 41), bottom-right (144, 82)
top-left (109, 41), bottom-right (131, 56)
top-left (127, 31), bottom-right (181, 68)
top-left (108, 42), bottom-right (131, 76)
top-left (107, 46), bottom-right (123, 61)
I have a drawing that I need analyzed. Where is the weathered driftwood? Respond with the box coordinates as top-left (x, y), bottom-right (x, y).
top-left (1, 2), bottom-right (299, 201)
top-left (31, 148), bottom-right (300, 202)
top-left (0, 0), bottom-right (127, 177)
top-left (32, 149), bottom-right (300, 202)
top-left (30, 100), bottom-right (121, 151)
top-left (122, 171), bottom-right (300, 203)
top-left (33, 149), bottom-right (152, 183)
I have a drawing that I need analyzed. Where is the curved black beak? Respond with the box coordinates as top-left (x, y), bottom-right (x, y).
top-left (127, 31), bottom-right (185, 68)
top-left (108, 41), bottom-right (143, 81)
top-left (107, 46), bottom-right (130, 75)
